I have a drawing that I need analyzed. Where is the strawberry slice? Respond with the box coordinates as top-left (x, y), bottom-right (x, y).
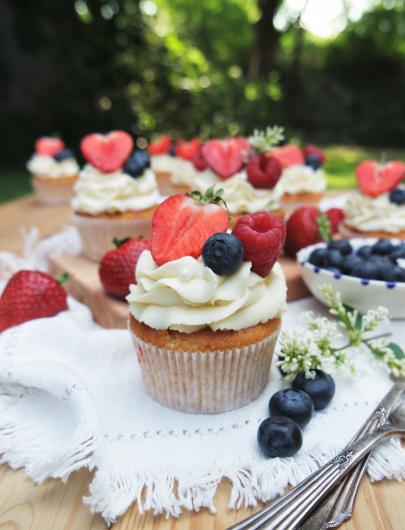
top-left (151, 193), bottom-right (229, 265)
top-left (176, 139), bottom-right (201, 161)
top-left (356, 160), bottom-right (405, 197)
top-left (81, 131), bottom-right (133, 173)
top-left (202, 138), bottom-right (251, 179)
top-left (148, 135), bottom-right (171, 155)
top-left (192, 145), bottom-right (208, 171)
top-left (35, 137), bottom-right (65, 156)
top-left (271, 144), bottom-right (304, 168)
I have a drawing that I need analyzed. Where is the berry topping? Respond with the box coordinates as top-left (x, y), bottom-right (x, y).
top-left (124, 149), bottom-right (151, 178)
top-left (304, 153), bottom-right (322, 170)
top-left (232, 212), bottom-right (286, 277)
top-left (151, 188), bottom-right (229, 266)
top-left (147, 135), bottom-right (171, 156)
top-left (247, 154), bottom-right (282, 189)
top-left (269, 389), bottom-right (314, 428)
top-left (202, 137), bottom-right (251, 179)
top-left (99, 238), bottom-right (150, 299)
top-left (81, 131), bottom-right (133, 173)
top-left (325, 207), bottom-right (345, 234)
top-left (202, 233), bottom-right (243, 275)
top-left (192, 145), bottom-right (208, 171)
top-left (35, 137), bottom-right (65, 156)
top-left (389, 188), bottom-right (405, 206)
top-left (0, 271), bottom-right (68, 333)
top-left (176, 139), bottom-right (201, 161)
top-left (303, 144), bottom-right (326, 164)
top-left (356, 160), bottom-right (405, 197)
top-left (292, 370), bottom-right (335, 411)
top-left (53, 148), bottom-right (74, 162)
top-left (270, 144), bottom-right (304, 168)
top-left (284, 207), bottom-right (330, 257)
top-left (257, 416), bottom-right (303, 458)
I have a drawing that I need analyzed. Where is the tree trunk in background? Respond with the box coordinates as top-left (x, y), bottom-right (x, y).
top-left (248, 0), bottom-right (283, 80)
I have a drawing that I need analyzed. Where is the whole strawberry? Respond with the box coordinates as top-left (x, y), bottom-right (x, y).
top-left (0, 271), bottom-right (68, 333)
top-left (232, 212), bottom-right (286, 277)
top-left (99, 238), bottom-right (150, 299)
top-left (284, 206), bottom-right (331, 257)
top-left (325, 208), bottom-right (345, 235)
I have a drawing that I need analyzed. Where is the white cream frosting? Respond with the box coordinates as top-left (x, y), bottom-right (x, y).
top-left (127, 250), bottom-right (286, 333)
top-left (280, 165), bottom-right (326, 195)
top-left (27, 154), bottom-right (79, 179)
top-left (71, 164), bottom-right (159, 215)
top-left (190, 171), bottom-right (282, 214)
top-left (151, 155), bottom-right (184, 175)
top-left (344, 192), bottom-right (405, 233)
top-left (170, 159), bottom-right (198, 186)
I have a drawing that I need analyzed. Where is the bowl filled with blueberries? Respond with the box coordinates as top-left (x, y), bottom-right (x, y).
top-left (297, 238), bottom-right (405, 318)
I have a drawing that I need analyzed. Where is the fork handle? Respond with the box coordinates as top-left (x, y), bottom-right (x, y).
top-left (227, 426), bottom-right (398, 530)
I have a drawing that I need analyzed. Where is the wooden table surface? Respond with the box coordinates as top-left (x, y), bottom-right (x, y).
top-left (0, 195), bottom-right (404, 530)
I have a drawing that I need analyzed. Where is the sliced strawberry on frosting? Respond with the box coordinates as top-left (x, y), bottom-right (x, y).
top-left (202, 138), bottom-right (251, 179)
top-left (176, 139), bottom-right (201, 161)
top-left (192, 145), bottom-right (208, 171)
top-left (148, 136), bottom-right (171, 156)
top-left (35, 137), bottom-right (65, 156)
top-left (81, 131), bottom-right (133, 173)
top-left (271, 144), bottom-right (304, 168)
top-left (151, 192), bottom-right (229, 266)
top-left (356, 160), bottom-right (405, 197)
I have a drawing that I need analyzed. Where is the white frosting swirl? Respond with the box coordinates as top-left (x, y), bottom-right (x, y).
top-left (280, 165), bottom-right (326, 194)
top-left (27, 154), bottom-right (79, 179)
top-left (127, 250), bottom-right (286, 333)
top-left (190, 171), bottom-right (282, 214)
top-left (71, 164), bottom-right (159, 215)
top-left (344, 192), bottom-right (405, 233)
top-left (170, 159), bottom-right (198, 186)
top-left (151, 155), bottom-right (185, 175)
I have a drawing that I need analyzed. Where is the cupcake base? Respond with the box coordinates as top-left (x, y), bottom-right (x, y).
top-left (341, 224), bottom-right (405, 240)
top-left (129, 315), bottom-right (281, 413)
top-left (155, 172), bottom-right (190, 196)
top-left (282, 192), bottom-right (324, 214)
top-left (32, 175), bottom-right (78, 205)
top-left (73, 209), bottom-right (154, 262)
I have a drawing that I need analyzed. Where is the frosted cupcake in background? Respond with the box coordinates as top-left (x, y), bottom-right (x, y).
top-left (148, 135), bottom-right (178, 195)
top-left (72, 131), bottom-right (159, 261)
top-left (343, 159), bottom-right (405, 239)
top-left (27, 136), bottom-right (79, 205)
top-left (127, 190), bottom-right (287, 413)
top-left (169, 138), bottom-right (202, 194)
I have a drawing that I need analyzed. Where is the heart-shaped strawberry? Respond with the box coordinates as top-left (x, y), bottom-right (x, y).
top-left (356, 161), bottom-right (405, 197)
top-left (176, 139), bottom-right (201, 161)
top-left (81, 131), bottom-right (133, 173)
top-left (35, 137), bottom-right (65, 156)
top-left (202, 138), bottom-right (251, 179)
top-left (148, 135), bottom-right (171, 156)
top-left (271, 144), bottom-right (304, 168)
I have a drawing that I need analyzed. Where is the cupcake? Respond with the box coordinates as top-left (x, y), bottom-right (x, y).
top-left (27, 136), bottom-right (79, 205)
top-left (343, 160), bottom-right (405, 239)
top-left (72, 131), bottom-right (159, 261)
top-left (127, 191), bottom-right (287, 413)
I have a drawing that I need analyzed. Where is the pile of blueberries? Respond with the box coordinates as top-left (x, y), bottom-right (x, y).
top-left (308, 239), bottom-right (405, 282)
top-left (257, 370), bottom-right (335, 458)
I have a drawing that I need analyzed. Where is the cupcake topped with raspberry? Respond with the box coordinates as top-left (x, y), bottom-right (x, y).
top-left (343, 160), bottom-right (405, 238)
top-left (127, 189), bottom-right (286, 412)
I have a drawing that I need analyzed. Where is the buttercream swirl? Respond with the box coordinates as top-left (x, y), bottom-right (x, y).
top-left (151, 155), bottom-right (184, 175)
top-left (71, 164), bottom-right (159, 215)
top-left (127, 250), bottom-right (286, 333)
top-left (27, 154), bottom-right (79, 179)
top-left (280, 165), bottom-right (326, 195)
top-left (170, 159), bottom-right (197, 186)
top-left (344, 192), bottom-right (405, 233)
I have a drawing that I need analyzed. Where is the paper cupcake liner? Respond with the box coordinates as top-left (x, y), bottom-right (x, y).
top-left (72, 212), bottom-right (152, 262)
top-left (129, 326), bottom-right (280, 413)
top-left (32, 176), bottom-right (77, 205)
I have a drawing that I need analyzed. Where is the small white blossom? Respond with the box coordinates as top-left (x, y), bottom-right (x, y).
top-left (362, 307), bottom-right (390, 332)
top-left (248, 125), bottom-right (285, 153)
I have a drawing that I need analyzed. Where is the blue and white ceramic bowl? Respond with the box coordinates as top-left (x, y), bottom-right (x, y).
top-left (297, 238), bottom-right (405, 319)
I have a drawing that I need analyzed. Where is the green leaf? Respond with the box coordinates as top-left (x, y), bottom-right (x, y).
top-left (387, 342), bottom-right (405, 360)
top-left (317, 213), bottom-right (331, 241)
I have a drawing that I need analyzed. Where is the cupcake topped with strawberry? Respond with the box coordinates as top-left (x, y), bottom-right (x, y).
top-left (344, 160), bottom-right (405, 237)
top-left (27, 136), bottom-right (79, 179)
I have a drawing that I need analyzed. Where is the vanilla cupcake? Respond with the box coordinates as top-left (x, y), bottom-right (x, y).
top-left (127, 192), bottom-right (287, 413)
top-left (27, 137), bottom-right (79, 205)
top-left (72, 131), bottom-right (159, 261)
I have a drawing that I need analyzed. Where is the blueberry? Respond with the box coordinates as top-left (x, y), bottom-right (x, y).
top-left (305, 154), bottom-right (321, 170)
top-left (327, 240), bottom-right (353, 256)
top-left (202, 233), bottom-right (243, 275)
top-left (124, 149), bottom-right (150, 178)
top-left (389, 188), bottom-right (405, 206)
top-left (381, 265), bottom-right (405, 282)
top-left (308, 248), bottom-right (328, 267)
top-left (372, 239), bottom-right (394, 255)
top-left (257, 416), bottom-right (303, 458)
top-left (351, 261), bottom-right (380, 280)
top-left (53, 148), bottom-right (74, 161)
top-left (325, 249), bottom-right (344, 268)
top-left (168, 143), bottom-right (176, 157)
top-left (389, 244), bottom-right (405, 262)
top-left (292, 370), bottom-right (335, 411)
top-left (356, 245), bottom-right (372, 259)
top-left (269, 389), bottom-right (314, 428)
top-left (341, 255), bottom-right (364, 275)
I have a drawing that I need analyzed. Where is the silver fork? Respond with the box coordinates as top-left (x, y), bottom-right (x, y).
top-left (227, 386), bottom-right (405, 530)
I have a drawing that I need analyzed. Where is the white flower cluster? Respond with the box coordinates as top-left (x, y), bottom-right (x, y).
top-left (248, 125), bottom-right (285, 153)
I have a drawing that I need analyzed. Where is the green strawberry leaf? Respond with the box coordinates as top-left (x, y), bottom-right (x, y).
top-left (317, 213), bottom-right (332, 241)
top-left (387, 342), bottom-right (405, 360)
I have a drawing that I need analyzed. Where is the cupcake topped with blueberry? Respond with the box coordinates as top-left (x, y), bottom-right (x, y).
top-left (127, 188), bottom-right (287, 413)
top-left (344, 159), bottom-right (405, 238)
top-left (27, 136), bottom-right (79, 180)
